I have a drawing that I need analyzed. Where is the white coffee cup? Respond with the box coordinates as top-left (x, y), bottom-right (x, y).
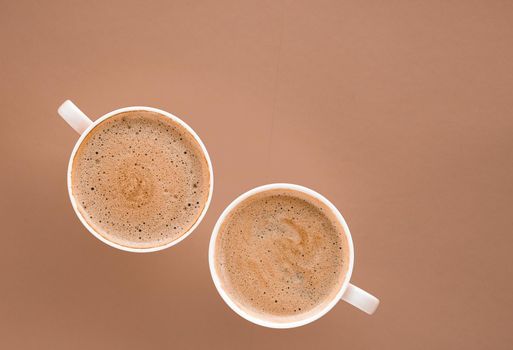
top-left (58, 100), bottom-right (214, 253)
top-left (208, 183), bottom-right (379, 328)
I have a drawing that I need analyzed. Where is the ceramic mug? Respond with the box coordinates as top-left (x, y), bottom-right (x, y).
top-left (209, 183), bottom-right (379, 328)
top-left (58, 100), bottom-right (214, 253)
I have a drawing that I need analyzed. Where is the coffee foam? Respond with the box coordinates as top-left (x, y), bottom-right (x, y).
top-left (214, 189), bottom-right (349, 323)
top-left (71, 110), bottom-right (210, 249)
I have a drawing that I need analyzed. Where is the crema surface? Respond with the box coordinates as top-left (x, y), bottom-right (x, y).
top-left (215, 189), bottom-right (349, 323)
top-left (71, 110), bottom-right (210, 249)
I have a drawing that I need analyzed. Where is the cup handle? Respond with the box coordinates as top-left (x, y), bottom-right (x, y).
top-left (58, 100), bottom-right (93, 135)
top-left (341, 283), bottom-right (380, 315)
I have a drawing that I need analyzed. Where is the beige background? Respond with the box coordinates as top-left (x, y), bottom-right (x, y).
top-left (1, 1), bottom-right (513, 349)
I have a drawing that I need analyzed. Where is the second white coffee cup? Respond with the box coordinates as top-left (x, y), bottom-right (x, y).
top-left (209, 183), bottom-right (379, 328)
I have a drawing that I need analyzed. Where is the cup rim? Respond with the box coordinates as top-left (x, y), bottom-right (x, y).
top-left (208, 183), bottom-right (355, 328)
top-left (67, 106), bottom-right (214, 253)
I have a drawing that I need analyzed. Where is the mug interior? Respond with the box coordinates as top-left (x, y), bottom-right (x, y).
top-left (67, 106), bottom-right (214, 253)
top-left (209, 183), bottom-right (354, 328)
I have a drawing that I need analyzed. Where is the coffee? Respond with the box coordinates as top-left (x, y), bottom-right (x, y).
top-left (214, 189), bottom-right (349, 323)
top-left (71, 110), bottom-right (210, 249)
